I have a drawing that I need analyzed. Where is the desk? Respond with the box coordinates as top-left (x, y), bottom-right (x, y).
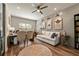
top-left (7, 34), bottom-right (17, 46)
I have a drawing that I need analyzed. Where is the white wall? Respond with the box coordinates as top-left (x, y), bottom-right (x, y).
top-left (36, 19), bottom-right (42, 32)
top-left (11, 16), bottom-right (37, 31)
top-left (36, 4), bottom-right (79, 48)
top-left (62, 4), bottom-right (79, 47)
top-left (5, 4), bottom-right (11, 52)
top-left (0, 13), bottom-right (1, 30)
top-left (0, 3), bottom-right (2, 30)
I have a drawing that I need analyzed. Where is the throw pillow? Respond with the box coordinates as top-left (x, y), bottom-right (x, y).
top-left (51, 33), bottom-right (58, 38)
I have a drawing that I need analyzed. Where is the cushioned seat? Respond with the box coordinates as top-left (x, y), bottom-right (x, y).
top-left (37, 35), bottom-right (57, 41)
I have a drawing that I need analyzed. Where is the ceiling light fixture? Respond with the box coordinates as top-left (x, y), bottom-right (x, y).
top-left (37, 10), bottom-right (40, 12)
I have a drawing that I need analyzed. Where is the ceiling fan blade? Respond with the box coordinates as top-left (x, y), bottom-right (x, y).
top-left (40, 11), bottom-right (43, 14)
top-left (32, 10), bottom-right (37, 13)
top-left (40, 6), bottom-right (48, 9)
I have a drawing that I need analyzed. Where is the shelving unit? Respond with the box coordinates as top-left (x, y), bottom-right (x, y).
top-left (74, 14), bottom-right (79, 49)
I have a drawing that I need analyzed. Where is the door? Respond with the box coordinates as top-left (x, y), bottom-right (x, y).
top-left (0, 3), bottom-right (5, 55)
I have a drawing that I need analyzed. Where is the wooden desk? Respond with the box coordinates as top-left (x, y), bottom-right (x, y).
top-left (7, 34), bottom-right (17, 46)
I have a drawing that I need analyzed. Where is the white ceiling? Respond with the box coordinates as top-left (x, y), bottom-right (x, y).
top-left (7, 3), bottom-right (77, 20)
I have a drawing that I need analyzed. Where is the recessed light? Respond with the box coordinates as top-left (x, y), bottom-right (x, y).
top-left (54, 8), bottom-right (57, 11)
top-left (17, 6), bottom-right (20, 10)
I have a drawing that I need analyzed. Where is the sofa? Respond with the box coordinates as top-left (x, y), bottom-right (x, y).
top-left (36, 31), bottom-right (60, 46)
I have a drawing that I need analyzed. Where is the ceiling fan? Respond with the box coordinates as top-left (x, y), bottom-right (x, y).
top-left (32, 4), bottom-right (48, 14)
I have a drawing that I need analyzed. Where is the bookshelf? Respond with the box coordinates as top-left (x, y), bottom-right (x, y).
top-left (74, 14), bottom-right (79, 49)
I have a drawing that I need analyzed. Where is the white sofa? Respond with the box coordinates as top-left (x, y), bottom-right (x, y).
top-left (36, 31), bottom-right (60, 46)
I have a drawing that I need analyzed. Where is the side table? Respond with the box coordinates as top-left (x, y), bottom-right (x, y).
top-left (61, 35), bottom-right (70, 47)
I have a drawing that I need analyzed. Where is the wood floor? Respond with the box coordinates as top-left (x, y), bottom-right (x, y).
top-left (5, 39), bottom-right (79, 56)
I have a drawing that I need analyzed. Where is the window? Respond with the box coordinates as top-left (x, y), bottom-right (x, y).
top-left (19, 23), bottom-right (32, 30)
top-left (26, 24), bottom-right (32, 29)
top-left (19, 23), bottom-right (26, 29)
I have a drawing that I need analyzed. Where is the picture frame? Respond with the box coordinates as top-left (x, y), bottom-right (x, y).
top-left (53, 16), bottom-right (63, 30)
top-left (41, 20), bottom-right (46, 29)
top-left (46, 19), bottom-right (52, 29)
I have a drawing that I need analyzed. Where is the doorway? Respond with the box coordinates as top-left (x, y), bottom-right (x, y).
top-left (0, 3), bottom-right (5, 56)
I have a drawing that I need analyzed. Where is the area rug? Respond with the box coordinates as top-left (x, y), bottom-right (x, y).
top-left (18, 44), bottom-right (52, 56)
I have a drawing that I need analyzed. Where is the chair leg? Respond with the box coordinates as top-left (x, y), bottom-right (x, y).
top-left (18, 41), bottom-right (21, 47)
top-left (24, 40), bottom-right (26, 47)
top-left (26, 39), bottom-right (28, 47)
top-left (18, 41), bottom-right (19, 45)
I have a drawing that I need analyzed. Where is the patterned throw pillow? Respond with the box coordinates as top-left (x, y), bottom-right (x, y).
top-left (51, 33), bottom-right (58, 38)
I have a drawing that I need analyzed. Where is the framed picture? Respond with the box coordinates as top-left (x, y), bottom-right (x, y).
top-left (46, 19), bottom-right (52, 29)
top-left (41, 20), bottom-right (46, 29)
top-left (53, 16), bottom-right (63, 30)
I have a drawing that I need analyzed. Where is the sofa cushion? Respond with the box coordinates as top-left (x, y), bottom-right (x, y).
top-left (37, 35), bottom-right (56, 41)
top-left (41, 31), bottom-right (60, 38)
top-left (45, 31), bottom-right (50, 36)
top-left (48, 32), bottom-right (60, 38)
top-left (42, 31), bottom-right (51, 36)
top-left (51, 33), bottom-right (58, 38)
top-left (43, 36), bottom-right (57, 41)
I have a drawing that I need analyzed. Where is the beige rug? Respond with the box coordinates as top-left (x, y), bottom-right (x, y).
top-left (18, 44), bottom-right (52, 56)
